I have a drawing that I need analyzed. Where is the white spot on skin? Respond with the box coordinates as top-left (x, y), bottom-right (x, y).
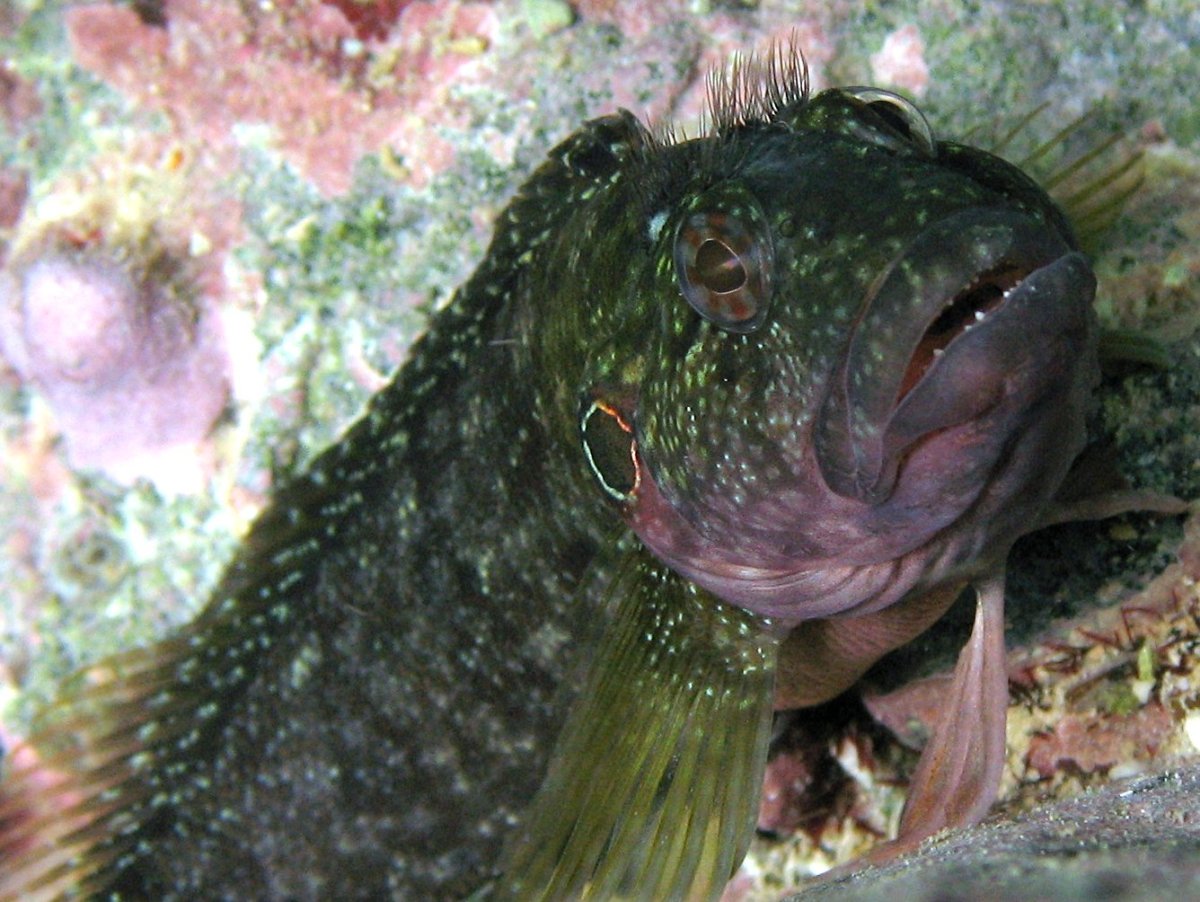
top-left (647, 209), bottom-right (669, 241)
top-left (870, 25), bottom-right (930, 98)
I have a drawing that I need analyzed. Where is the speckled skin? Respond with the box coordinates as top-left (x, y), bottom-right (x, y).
top-left (96, 124), bottom-right (628, 898)
top-left (0, 64), bottom-right (1129, 901)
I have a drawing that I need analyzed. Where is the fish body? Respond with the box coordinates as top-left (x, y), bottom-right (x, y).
top-left (0, 53), bottom-right (1177, 900)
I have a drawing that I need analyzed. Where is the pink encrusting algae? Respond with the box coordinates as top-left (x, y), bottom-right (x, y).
top-left (0, 169), bottom-right (26, 235)
top-left (319, 0), bottom-right (415, 42)
top-left (0, 140), bottom-right (246, 490)
top-left (869, 24), bottom-right (930, 98)
top-left (66, 0), bottom-right (500, 195)
top-left (0, 250), bottom-right (230, 485)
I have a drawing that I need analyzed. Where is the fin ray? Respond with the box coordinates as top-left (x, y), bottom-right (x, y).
top-left (493, 548), bottom-right (778, 901)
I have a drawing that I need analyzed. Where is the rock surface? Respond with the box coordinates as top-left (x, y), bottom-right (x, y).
top-left (790, 762), bottom-right (1200, 902)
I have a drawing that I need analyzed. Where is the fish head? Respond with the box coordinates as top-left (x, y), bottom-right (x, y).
top-left (576, 87), bottom-right (1098, 620)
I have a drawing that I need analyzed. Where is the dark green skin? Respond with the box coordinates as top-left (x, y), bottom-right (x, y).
top-left (0, 70), bottom-right (1113, 901)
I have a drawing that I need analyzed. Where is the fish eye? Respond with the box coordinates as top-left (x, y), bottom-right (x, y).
top-left (673, 194), bottom-right (774, 334)
top-left (842, 86), bottom-right (937, 158)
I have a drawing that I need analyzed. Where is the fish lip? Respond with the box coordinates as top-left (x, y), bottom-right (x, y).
top-left (887, 250), bottom-right (1095, 446)
top-left (816, 207), bottom-right (1091, 503)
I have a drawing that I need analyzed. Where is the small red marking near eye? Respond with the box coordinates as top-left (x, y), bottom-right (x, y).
top-left (595, 400), bottom-right (633, 434)
top-left (725, 297), bottom-right (751, 319)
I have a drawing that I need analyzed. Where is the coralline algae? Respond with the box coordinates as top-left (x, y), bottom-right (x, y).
top-left (0, 251), bottom-right (229, 483)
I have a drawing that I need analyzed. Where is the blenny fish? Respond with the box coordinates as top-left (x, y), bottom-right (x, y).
top-left (0, 49), bottom-right (1184, 900)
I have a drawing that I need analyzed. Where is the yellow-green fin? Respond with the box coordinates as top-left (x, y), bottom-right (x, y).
top-left (0, 637), bottom-right (196, 900)
top-left (1099, 327), bottom-right (1173, 369)
top-left (491, 549), bottom-right (779, 901)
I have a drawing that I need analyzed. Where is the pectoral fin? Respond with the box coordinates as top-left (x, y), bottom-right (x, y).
top-left (882, 573), bottom-right (1009, 858)
top-left (492, 549), bottom-right (779, 902)
top-left (1098, 328), bottom-right (1172, 370)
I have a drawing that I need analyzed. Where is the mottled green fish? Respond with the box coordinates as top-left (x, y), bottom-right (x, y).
top-left (0, 50), bottom-right (1183, 901)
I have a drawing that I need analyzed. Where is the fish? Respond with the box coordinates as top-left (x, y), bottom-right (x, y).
top-left (0, 47), bottom-right (1185, 901)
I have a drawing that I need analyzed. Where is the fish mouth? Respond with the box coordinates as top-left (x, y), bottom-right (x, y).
top-left (817, 207), bottom-right (1095, 503)
top-left (896, 264), bottom-right (1025, 400)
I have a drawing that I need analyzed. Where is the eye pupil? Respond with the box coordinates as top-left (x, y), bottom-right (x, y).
top-left (695, 239), bottom-right (746, 293)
